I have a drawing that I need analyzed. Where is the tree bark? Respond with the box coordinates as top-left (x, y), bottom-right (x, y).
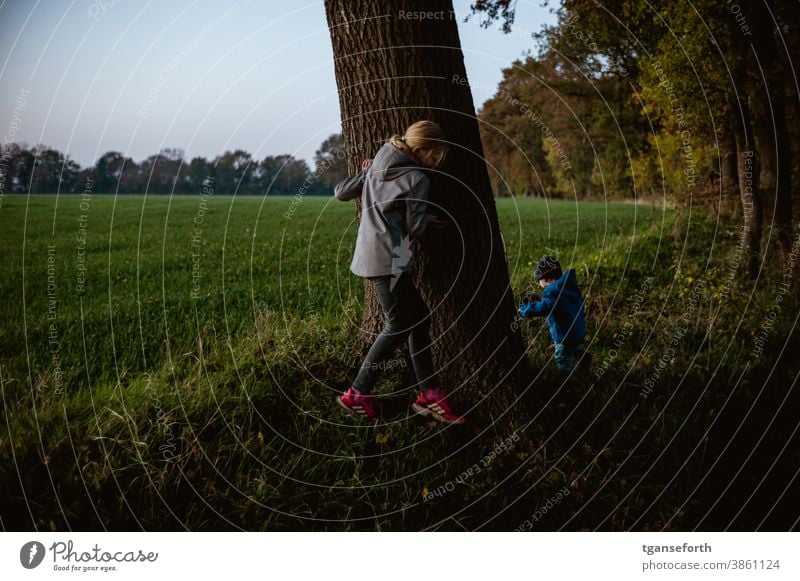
top-left (727, 17), bottom-right (763, 279)
top-left (324, 0), bottom-right (530, 426)
top-left (717, 118), bottom-right (741, 220)
top-left (732, 95), bottom-right (762, 278)
top-left (747, 5), bottom-right (794, 257)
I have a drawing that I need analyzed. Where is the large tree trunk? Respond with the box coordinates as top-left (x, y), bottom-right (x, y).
top-left (324, 0), bottom-right (530, 426)
top-left (728, 18), bottom-right (764, 279)
top-left (732, 96), bottom-right (763, 278)
top-left (747, 5), bottom-right (794, 257)
top-left (717, 118), bottom-right (741, 220)
top-left (753, 104), bottom-right (793, 256)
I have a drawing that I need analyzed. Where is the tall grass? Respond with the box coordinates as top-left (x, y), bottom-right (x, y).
top-left (1, 195), bottom-right (797, 530)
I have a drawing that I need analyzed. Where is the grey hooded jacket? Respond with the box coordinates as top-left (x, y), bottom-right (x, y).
top-left (334, 142), bottom-right (429, 277)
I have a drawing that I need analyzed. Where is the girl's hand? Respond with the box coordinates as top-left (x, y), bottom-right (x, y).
top-left (428, 214), bottom-right (448, 228)
top-left (361, 158), bottom-right (373, 170)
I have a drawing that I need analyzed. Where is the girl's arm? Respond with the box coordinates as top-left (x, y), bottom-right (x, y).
top-left (334, 168), bottom-right (367, 201)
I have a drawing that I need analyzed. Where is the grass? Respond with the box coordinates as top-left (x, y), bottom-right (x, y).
top-left (1, 194), bottom-right (798, 531)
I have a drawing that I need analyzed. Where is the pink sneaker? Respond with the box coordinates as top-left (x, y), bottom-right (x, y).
top-left (337, 387), bottom-right (378, 420)
top-left (412, 388), bottom-right (465, 424)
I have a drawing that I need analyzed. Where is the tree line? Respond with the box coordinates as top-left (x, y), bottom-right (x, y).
top-left (0, 134), bottom-right (350, 196)
top-left (476, 0), bottom-right (798, 268)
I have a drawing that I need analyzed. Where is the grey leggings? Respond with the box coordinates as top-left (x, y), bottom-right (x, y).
top-left (352, 273), bottom-right (437, 394)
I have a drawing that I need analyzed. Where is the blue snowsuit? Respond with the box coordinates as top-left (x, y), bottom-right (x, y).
top-left (518, 269), bottom-right (586, 372)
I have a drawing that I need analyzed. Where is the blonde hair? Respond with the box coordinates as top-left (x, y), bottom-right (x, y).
top-left (389, 120), bottom-right (449, 168)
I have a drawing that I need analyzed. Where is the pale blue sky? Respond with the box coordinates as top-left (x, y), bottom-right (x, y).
top-left (0, 0), bottom-right (557, 168)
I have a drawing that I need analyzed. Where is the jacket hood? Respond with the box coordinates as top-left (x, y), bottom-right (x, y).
top-left (369, 142), bottom-right (421, 182)
top-left (555, 268), bottom-right (579, 291)
top-left (545, 268), bottom-right (581, 298)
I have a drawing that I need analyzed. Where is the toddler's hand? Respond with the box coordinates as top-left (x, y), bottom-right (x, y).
top-left (361, 158), bottom-right (373, 170)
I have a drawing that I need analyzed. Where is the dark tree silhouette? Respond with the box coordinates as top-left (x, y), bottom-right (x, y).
top-left (313, 133), bottom-right (349, 189)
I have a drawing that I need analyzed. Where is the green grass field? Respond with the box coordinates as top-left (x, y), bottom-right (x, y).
top-left (1, 194), bottom-right (797, 531)
top-left (0, 194), bottom-right (668, 389)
